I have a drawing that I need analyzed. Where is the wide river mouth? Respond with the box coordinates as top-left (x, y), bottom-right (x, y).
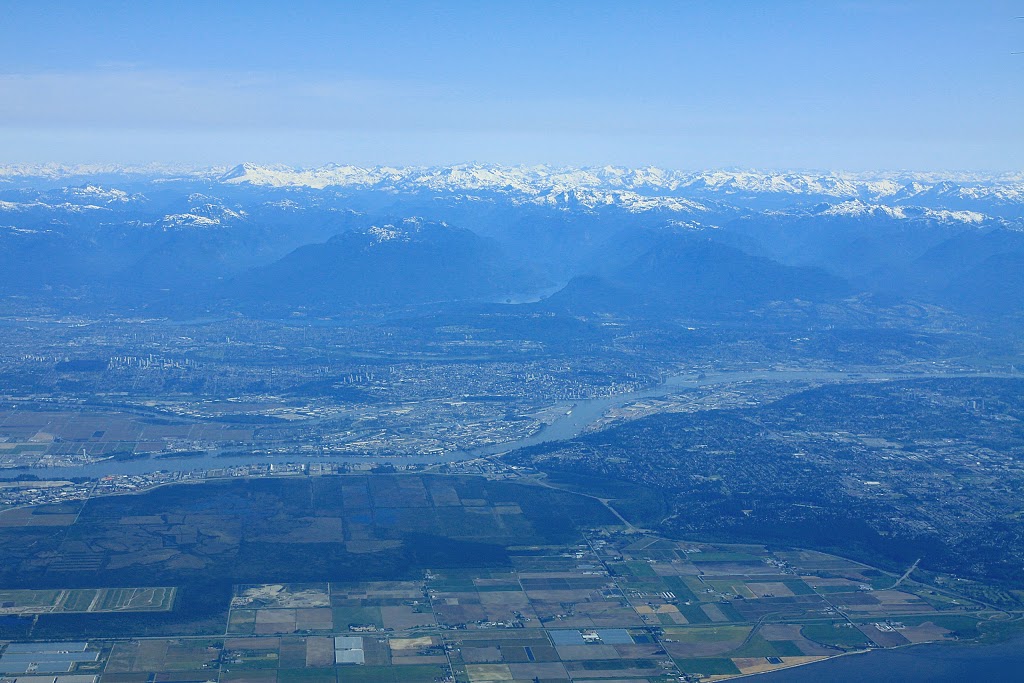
top-left (5, 368), bottom-right (1010, 479)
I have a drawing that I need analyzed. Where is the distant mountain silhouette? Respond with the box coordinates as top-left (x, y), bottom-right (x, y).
top-left (221, 220), bottom-right (540, 313)
top-left (541, 235), bottom-right (850, 316)
top-left (941, 251), bottom-right (1024, 316)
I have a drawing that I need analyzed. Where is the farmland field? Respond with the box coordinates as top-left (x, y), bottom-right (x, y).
top-left (0, 587), bottom-right (175, 614)
top-left (0, 474), bottom-right (1014, 680)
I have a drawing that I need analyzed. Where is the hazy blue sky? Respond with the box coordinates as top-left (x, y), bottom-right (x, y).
top-left (1, 1), bottom-right (1022, 170)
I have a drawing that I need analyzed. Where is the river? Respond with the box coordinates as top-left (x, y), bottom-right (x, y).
top-left (8, 368), bottom-right (1008, 480)
top-left (6, 367), bottom-right (1022, 679)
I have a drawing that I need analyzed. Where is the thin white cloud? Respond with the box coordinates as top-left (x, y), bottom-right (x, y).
top-left (0, 65), bottom-right (1018, 170)
top-left (0, 66), bottom-right (856, 135)
top-left (0, 68), bottom-right (448, 129)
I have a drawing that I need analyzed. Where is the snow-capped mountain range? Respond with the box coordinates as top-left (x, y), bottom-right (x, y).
top-left (2, 161), bottom-right (1024, 320)
top-left (1, 162), bottom-right (1022, 230)
top-left (215, 162), bottom-right (1024, 205)
top-left (3, 161), bottom-right (1022, 202)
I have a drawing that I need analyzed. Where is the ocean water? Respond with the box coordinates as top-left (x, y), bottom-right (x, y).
top-left (750, 636), bottom-right (1024, 682)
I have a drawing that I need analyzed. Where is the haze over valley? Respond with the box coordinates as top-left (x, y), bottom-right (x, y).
top-left (2, 2), bottom-right (1023, 681)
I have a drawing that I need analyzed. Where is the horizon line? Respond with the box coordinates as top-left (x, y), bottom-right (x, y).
top-left (1, 161), bottom-right (1022, 178)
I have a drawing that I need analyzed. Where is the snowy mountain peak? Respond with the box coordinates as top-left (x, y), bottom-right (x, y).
top-left (210, 162), bottom-right (1024, 208)
top-left (0, 162), bottom-right (1021, 223)
top-left (823, 200), bottom-right (907, 219)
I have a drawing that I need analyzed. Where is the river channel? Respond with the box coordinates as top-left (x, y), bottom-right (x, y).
top-left (8, 368), bottom-right (1007, 480)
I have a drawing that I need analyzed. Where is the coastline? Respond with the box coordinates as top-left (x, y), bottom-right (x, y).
top-left (737, 632), bottom-right (1024, 682)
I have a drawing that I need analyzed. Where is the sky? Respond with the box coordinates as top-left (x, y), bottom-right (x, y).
top-left (0, 1), bottom-right (1022, 170)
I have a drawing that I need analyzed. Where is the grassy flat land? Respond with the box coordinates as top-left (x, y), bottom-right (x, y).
top-left (0, 587), bottom-right (175, 614)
